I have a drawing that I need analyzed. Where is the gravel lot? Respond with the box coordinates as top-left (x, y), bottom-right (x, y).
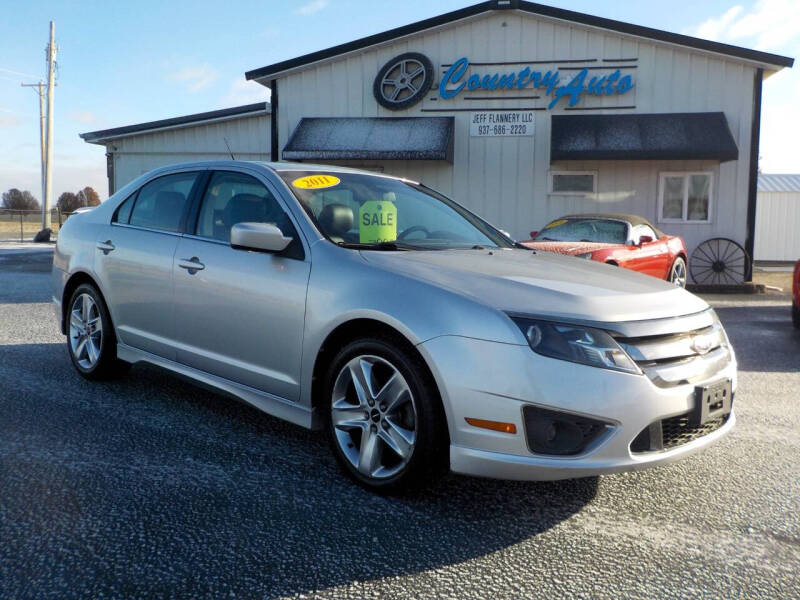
top-left (1, 246), bottom-right (798, 599)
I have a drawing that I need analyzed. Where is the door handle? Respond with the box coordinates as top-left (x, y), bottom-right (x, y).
top-left (97, 240), bottom-right (115, 254)
top-left (178, 257), bottom-right (205, 273)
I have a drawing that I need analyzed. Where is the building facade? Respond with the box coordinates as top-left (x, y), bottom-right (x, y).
top-left (754, 174), bottom-right (800, 262)
top-left (245, 1), bottom-right (792, 271)
top-left (81, 103), bottom-right (270, 196)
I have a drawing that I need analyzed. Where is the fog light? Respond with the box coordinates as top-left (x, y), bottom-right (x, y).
top-left (465, 418), bottom-right (517, 434)
top-left (523, 406), bottom-right (610, 456)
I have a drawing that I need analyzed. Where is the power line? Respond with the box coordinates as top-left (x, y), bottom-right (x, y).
top-left (0, 67), bottom-right (40, 79)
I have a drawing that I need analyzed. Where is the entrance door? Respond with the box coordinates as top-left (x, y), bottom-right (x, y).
top-left (171, 170), bottom-right (310, 402)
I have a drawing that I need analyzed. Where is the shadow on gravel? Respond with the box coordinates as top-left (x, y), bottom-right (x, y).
top-left (0, 349), bottom-right (598, 599)
top-left (714, 305), bottom-right (800, 373)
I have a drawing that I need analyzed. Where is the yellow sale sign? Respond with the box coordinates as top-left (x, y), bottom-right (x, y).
top-left (359, 201), bottom-right (397, 243)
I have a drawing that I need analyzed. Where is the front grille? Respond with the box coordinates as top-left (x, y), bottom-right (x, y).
top-left (617, 321), bottom-right (731, 388)
top-left (630, 411), bottom-right (730, 453)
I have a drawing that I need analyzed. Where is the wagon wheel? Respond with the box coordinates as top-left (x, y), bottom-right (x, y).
top-left (689, 238), bottom-right (750, 285)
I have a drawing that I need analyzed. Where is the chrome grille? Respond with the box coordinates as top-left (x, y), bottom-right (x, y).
top-left (616, 320), bottom-right (731, 387)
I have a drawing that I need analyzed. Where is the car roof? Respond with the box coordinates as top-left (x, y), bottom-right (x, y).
top-left (145, 160), bottom-right (415, 182)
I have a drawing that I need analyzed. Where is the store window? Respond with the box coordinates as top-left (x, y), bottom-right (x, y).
top-left (549, 171), bottom-right (596, 194)
top-left (658, 172), bottom-right (712, 223)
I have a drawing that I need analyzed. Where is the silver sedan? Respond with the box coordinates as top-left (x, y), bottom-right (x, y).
top-left (52, 161), bottom-right (736, 491)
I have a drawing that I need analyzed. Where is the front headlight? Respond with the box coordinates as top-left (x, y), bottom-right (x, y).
top-left (510, 317), bottom-right (641, 374)
top-left (575, 252), bottom-right (594, 260)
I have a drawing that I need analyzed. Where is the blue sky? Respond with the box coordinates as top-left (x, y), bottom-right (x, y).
top-left (1, 0), bottom-right (797, 201)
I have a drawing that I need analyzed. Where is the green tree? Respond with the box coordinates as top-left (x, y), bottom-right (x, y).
top-left (57, 192), bottom-right (81, 213)
top-left (1, 188), bottom-right (40, 210)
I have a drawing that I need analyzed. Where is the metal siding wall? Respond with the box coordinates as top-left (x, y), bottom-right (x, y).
top-left (276, 11), bottom-right (756, 253)
top-left (109, 115), bottom-right (270, 192)
top-left (754, 191), bottom-right (800, 261)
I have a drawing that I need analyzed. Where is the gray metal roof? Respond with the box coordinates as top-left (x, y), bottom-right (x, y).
top-left (80, 102), bottom-right (269, 144)
top-left (282, 117), bottom-right (454, 162)
top-left (246, 0), bottom-right (793, 82)
top-left (551, 112), bottom-right (738, 162)
top-left (757, 174), bottom-right (800, 193)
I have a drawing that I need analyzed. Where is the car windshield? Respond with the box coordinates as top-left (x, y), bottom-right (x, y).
top-left (278, 170), bottom-right (512, 250)
top-left (534, 218), bottom-right (627, 244)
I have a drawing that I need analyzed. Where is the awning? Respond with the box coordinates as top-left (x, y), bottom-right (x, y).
top-left (282, 117), bottom-right (454, 162)
top-left (551, 112), bottom-right (739, 162)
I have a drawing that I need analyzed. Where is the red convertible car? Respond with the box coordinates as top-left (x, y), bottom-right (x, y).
top-left (522, 214), bottom-right (688, 287)
top-left (793, 259), bottom-right (799, 329)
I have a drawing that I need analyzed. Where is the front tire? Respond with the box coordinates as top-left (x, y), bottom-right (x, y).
top-left (325, 335), bottom-right (447, 492)
top-left (66, 283), bottom-right (128, 379)
top-left (669, 257), bottom-right (687, 288)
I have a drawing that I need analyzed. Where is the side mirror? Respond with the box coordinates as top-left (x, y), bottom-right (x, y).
top-left (230, 222), bottom-right (293, 253)
top-left (638, 235), bottom-right (654, 245)
top-left (530, 230), bottom-right (539, 239)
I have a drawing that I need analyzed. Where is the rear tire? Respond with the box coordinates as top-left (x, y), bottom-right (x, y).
top-left (66, 283), bottom-right (129, 380)
top-left (793, 303), bottom-right (800, 329)
top-left (669, 257), bottom-right (687, 288)
top-left (324, 334), bottom-right (447, 492)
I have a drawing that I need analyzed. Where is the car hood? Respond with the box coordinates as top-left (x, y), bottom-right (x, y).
top-left (361, 248), bottom-right (707, 323)
top-left (521, 240), bottom-right (622, 255)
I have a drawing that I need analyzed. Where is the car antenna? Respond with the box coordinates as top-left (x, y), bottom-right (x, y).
top-left (223, 137), bottom-right (236, 160)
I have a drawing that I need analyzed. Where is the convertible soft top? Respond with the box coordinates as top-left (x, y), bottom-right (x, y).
top-left (558, 213), bottom-right (665, 238)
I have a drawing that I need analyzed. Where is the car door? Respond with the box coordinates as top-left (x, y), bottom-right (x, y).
top-left (171, 169), bottom-right (310, 402)
top-left (623, 224), bottom-right (666, 278)
top-left (94, 170), bottom-right (203, 359)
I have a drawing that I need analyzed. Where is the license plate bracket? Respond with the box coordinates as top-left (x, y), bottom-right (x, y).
top-left (692, 379), bottom-right (732, 426)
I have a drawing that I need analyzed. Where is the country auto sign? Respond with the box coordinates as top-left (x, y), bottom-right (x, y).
top-left (374, 53), bottom-right (634, 110)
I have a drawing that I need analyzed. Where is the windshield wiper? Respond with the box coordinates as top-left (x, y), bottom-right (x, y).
top-left (337, 241), bottom-right (415, 251)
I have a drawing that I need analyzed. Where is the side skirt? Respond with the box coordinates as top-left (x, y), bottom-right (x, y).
top-left (117, 343), bottom-right (313, 429)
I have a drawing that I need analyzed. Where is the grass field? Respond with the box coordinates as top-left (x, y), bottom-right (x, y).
top-left (0, 214), bottom-right (65, 241)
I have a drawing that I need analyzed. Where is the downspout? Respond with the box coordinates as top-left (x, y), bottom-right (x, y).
top-left (744, 67), bottom-right (763, 282)
top-left (105, 149), bottom-right (115, 196)
top-left (270, 79), bottom-right (279, 161)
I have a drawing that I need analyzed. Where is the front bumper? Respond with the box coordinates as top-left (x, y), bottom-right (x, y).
top-left (418, 335), bottom-right (737, 481)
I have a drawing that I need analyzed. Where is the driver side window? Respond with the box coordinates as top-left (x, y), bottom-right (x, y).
top-left (194, 171), bottom-right (304, 259)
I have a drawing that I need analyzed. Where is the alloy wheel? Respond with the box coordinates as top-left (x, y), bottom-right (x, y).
top-left (69, 293), bottom-right (103, 369)
top-left (331, 354), bottom-right (417, 480)
top-left (671, 259), bottom-right (687, 288)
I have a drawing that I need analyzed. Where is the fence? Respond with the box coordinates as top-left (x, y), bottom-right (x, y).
top-left (0, 208), bottom-right (76, 242)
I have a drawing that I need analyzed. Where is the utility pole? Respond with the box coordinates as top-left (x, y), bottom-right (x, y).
top-left (42, 20), bottom-right (57, 232)
top-left (21, 81), bottom-right (46, 211)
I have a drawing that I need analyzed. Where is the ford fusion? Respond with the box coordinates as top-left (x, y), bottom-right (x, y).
top-left (52, 161), bottom-right (736, 491)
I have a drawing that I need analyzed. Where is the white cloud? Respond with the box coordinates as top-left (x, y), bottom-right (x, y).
top-left (693, 6), bottom-right (744, 42)
top-left (687, 1), bottom-right (800, 173)
top-left (167, 64), bottom-right (219, 93)
top-left (0, 116), bottom-right (19, 127)
top-left (687, 0), bottom-right (800, 51)
top-left (296, 0), bottom-right (329, 16)
top-left (222, 78), bottom-right (270, 106)
top-left (67, 110), bottom-right (96, 124)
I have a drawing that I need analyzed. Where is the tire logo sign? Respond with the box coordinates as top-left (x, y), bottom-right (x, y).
top-left (373, 52), bottom-right (434, 110)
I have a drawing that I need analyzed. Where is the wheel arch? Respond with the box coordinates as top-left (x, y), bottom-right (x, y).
top-left (309, 318), bottom-right (448, 442)
top-left (60, 271), bottom-right (105, 334)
